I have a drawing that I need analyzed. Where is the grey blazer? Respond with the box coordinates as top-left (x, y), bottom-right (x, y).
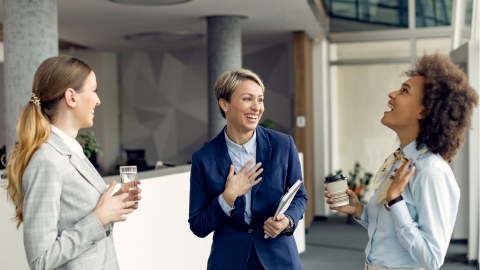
top-left (22, 132), bottom-right (119, 270)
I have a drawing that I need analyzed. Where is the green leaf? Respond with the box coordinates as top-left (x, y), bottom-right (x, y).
top-left (78, 131), bottom-right (102, 159)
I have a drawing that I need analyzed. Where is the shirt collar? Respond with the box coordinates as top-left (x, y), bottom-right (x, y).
top-left (50, 124), bottom-right (85, 157)
top-left (224, 129), bottom-right (257, 154)
top-left (400, 140), bottom-right (426, 162)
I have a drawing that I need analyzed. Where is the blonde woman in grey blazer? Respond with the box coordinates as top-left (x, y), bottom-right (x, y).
top-left (6, 56), bottom-right (141, 270)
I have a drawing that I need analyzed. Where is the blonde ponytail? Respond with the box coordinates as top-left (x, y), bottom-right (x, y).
top-left (6, 102), bottom-right (50, 228)
top-left (4, 55), bottom-right (92, 228)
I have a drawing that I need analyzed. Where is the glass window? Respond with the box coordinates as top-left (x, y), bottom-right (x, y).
top-left (329, 0), bottom-right (409, 32)
top-left (465, 0), bottom-right (474, 27)
top-left (330, 40), bottom-right (411, 61)
top-left (416, 0), bottom-right (453, 27)
top-left (416, 37), bottom-right (451, 57)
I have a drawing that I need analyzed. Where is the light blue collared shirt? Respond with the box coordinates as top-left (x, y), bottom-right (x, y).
top-left (218, 130), bottom-right (257, 224)
top-left (356, 141), bottom-right (460, 270)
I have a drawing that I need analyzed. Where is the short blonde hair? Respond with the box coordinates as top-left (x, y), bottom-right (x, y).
top-left (214, 68), bottom-right (265, 118)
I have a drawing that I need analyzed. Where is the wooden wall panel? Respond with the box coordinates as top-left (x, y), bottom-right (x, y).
top-left (293, 32), bottom-right (315, 229)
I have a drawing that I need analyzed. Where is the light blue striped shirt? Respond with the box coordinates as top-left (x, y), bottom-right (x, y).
top-left (356, 141), bottom-right (460, 270)
top-left (218, 130), bottom-right (257, 224)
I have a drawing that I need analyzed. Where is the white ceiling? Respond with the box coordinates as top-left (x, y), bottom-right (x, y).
top-left (0, 0), bottom-right (324, 51)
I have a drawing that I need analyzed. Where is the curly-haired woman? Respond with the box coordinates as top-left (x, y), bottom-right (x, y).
top-left (325, 53), bottom-right (479, 270)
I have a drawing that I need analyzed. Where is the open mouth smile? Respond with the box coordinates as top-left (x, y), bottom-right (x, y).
top-left (245, 114), bottom-right (258, 123)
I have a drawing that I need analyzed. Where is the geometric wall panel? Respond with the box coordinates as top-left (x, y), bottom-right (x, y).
top-left (119, 49), bottom-right (208, 165)
top-left (118, 42), bottom-right (294, 166)
top-left (244, 42), bottom-right (295, 136)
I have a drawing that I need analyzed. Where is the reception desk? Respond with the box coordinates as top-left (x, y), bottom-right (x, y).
top-left (0, 165), bottom-right (305, 269)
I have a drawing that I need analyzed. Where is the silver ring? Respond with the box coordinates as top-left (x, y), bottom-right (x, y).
top-left (124, 202), bottom-right (128, 209)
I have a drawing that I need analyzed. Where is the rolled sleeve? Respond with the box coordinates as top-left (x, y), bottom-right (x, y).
top-left (218, 194), bottom-right (235, 217)
top-left (354, 204), bottom-right (369, 230)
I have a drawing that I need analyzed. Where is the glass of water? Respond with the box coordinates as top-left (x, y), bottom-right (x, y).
top-left (120, 166), bottom-right (138, 205)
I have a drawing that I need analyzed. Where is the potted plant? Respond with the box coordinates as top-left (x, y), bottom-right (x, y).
top-left (78, 131), bottom-right (103, 168)
top-left (327, 162), bottom-right (373, 223)
top-left (259, 119), bottom-right (275, 130)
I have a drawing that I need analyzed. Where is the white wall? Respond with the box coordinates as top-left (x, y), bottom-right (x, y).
top-left (312, 38), bottom-right (331, 216)
top-left (110, 171), bottom-right (214, 269)
top-left (0, 186), bottom-right (29, 269)
top-left (332, 62), bottom-right (408, 202)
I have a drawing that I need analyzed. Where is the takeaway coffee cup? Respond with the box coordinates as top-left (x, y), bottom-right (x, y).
top-left (325, 174), bottom-right (349, 207)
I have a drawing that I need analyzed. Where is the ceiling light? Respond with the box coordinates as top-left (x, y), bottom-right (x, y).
top-left (124, 31), bottom-right (204, 43)
top-left (109, 0), bottom-right (192, 6)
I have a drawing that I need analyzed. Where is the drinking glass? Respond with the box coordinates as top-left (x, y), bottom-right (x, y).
top-left (120, 166), bottom-right (138, 205)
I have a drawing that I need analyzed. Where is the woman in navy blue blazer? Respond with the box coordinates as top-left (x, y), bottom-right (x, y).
top-left (188, 69), bottom-right (307, 270)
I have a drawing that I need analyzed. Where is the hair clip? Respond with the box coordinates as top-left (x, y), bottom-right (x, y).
top-left (30, 93), bottom-right (41, 106)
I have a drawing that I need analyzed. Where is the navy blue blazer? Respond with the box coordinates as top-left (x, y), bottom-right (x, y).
top-left (188, 126), bottom-right (308, 270)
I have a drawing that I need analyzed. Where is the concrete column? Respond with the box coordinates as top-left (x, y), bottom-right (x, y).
top-left (207, 16), bottom-right (243, 140)
top-left (3, 0), bottom-right (58, 149)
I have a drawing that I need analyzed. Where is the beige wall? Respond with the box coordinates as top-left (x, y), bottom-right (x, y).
top-left (332, 63), bottom-right (409, 202)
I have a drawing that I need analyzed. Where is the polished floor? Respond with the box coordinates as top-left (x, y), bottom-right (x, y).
top-left (300, 216), bottom-right (477, 270)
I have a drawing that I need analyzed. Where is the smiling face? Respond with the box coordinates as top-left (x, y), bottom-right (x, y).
top-left (221, 79), bottom-right (264, 134)
top-left (74, 71), bottom-right (100, 128)
top-left (381, 76), bottom-right (425, 133)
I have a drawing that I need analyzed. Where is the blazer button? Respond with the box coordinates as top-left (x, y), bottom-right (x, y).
top-left (106, 231), bottom-right (111, 237)
top-left (248, 228), bottom-right (253, 234)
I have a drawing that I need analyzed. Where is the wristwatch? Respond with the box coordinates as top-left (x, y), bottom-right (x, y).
top-left (384, 195), bottom-right (403, 211)
top-left (283, 215), bottom-right (295, 233)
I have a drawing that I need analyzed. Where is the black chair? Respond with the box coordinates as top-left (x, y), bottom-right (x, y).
top-left (125, 149), bottom-right (149, 172)
top-left (0, 145), bottom-right (6, 170)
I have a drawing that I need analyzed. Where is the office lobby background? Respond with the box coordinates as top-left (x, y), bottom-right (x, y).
top-left (0, 0), bottom-right (479, 269)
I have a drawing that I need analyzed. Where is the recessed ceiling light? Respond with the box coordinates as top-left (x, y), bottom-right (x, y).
top-left (109, 0), bottom-right (192, 6)
top-left (124, 31), bottom-right (204, 43)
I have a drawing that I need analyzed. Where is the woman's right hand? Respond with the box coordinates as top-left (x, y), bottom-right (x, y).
top-left (324, 187), bottom-right (364, 219)
top-left (93, 180), bottom-right (135, 226)
top-left (222, 160), bottom-right (263, 206)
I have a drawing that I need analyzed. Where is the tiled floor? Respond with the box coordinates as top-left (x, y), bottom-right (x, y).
top-left (300, 216), bottom-right (477, 270)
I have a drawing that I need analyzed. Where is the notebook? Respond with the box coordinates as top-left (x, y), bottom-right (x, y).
top-left (265, 179), bottom-right (303, 239)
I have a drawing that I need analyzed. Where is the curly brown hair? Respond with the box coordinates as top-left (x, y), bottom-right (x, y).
top-left (404, 53), bottom-right (479, 162)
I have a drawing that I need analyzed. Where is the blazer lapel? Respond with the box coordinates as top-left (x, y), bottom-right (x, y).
top-left (214, 126), bottom-right (247, 224)
top-left (47, 133), bottom-right (106, 194)
top-left (214, 126), bottom-right (233, 179)
top-left (251, 126), bottom-right (272, 202)
top-left (70, 154), bottom-right (107, 194)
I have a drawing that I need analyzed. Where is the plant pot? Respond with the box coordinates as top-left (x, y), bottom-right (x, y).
top-left (347, 214), bottom-right (355, 224)
top-left (89, 152), bottom-right (99, 168)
